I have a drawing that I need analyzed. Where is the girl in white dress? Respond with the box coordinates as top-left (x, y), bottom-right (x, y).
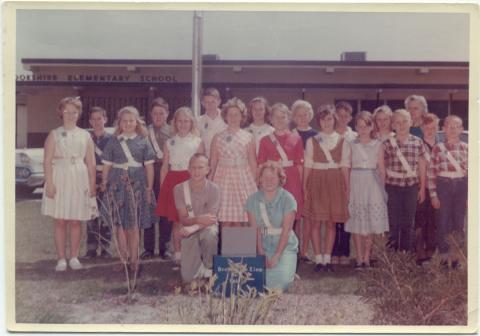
top-left (42, 97), bottom-right (98, 272)
top-left (345, 111), bottom-right (389, 268)
top-left (244, 97), bottom-right (274, 154)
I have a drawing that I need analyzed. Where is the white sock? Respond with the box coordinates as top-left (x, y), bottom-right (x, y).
top-left (174, 252), bottom-right (181, 261)
top-left (324, 254), bottom-right (331, 264)
top-left (315, 255), bottom-right (323, 265)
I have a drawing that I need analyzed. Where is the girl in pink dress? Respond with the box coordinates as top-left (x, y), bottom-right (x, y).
top-left (258, 103), bottom-right (304, 220)
top-left (209, 97), bottom-right (257, 227)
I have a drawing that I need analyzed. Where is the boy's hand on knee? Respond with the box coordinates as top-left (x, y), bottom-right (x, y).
top-left (431, 197), bottom-right (440, 209)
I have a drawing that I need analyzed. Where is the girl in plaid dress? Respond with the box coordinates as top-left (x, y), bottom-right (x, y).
top-left (210, 97), bottom-right (258, 227)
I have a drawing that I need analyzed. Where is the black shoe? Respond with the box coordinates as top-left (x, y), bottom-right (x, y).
top-left (140, 250), bottom-right (154, 260)
top-left (83, 250), bottom-right (97, 259)
top-left (324, 263), bottom-right (334, 272)
top-left (440, 259), bottom-right (449, 270)
top-left (299, 256), bottom-right (313, 264)
top-left (354, 263), bottom-right (363, 271)
top-left (314, 263), bottom-right (324, 272)
top-left (100, 250), bottom-right (112, 258)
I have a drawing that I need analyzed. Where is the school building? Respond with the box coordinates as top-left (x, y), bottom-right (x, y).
top-left (16, 58), bottom-right (469, 148)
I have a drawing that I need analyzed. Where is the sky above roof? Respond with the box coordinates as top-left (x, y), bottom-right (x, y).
top-left (16, 10), bottom-right (469, 73)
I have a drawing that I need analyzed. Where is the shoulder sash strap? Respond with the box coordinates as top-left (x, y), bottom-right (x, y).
top-left (148, 127), bottom-right (164, 160)
top-left (438, 142), bottom-right (463, 173)
top-left (314, 134), bottom-right (335, 164)
top-left (423, 143), bottom-right (431, 163)
top-left (94, 144), bottom-right (103, 157)
top-left (183, 181), bottom-right (195, 218)
top-left (389, 137), bottom-right (415, 177)
top-left (259, 202), bottom-right (273, 229)
top-left (118, 136), bottom-right (141, 166)
top-left (269, 133), bottom-right (290, 163)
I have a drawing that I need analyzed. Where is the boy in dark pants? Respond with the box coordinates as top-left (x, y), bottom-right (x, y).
top-left (332, 101), bottom-right (357, 265)
top-left (427, 115), bottom-right (467, 269)
top-left (140, 98), bottom-right (172, 259)
top-left (84, 107), bottom-right (113, 258)
top-left (379, 109), bottom-right (427, 252)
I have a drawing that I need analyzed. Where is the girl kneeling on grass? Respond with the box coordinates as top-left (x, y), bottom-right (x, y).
top-left (245, 161), bottom-right (298, 292)
top-left (344, 111), bottom-right (389, 269)
top-left (100, 106), bottom-right (156, 275)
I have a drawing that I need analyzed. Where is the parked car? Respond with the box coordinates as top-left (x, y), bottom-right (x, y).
top-left (15, 127), bottom-right (115, 195)
top-left (15, 148), bottom-right (44, 194)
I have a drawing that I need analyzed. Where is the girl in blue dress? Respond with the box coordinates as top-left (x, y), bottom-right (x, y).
top-left (101, 106), bottom-right (156, 274)
top-left (245, 161), bottom-right (298, 292)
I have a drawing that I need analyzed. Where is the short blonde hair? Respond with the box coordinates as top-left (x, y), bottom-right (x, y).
top-left (393, 109), bottom-right (412, 122)
top-left (202, 87), bottom-right (221, 100)
top-left (258, 161), bottom-right (287, 187)
top-left (57, 96), bottom-right (82, 118)
top-left (443, 115), bottom-right (463, 127)
top-left (404, 95), bottom-right (428, 114)
top-left (247, 96), bottom-right (271, 124)
top-left (171, 106), bottom-right (200, 136)
top-left (221, 97), bottom-right (248, 125)
top-left (291, 100), bottom-right (314, 120)
top-left (114, 106), bottom-right (148, 137)
top-left (271, 103), bottom-right (292, 120)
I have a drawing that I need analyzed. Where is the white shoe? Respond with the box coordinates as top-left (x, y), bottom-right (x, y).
top-left (55, 259), bottom-right (67, 272)
top-left (69, 257), bottom-right (83, 270)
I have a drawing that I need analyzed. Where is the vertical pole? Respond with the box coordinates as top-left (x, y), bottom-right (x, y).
top-left (192, 11), bottom-right (203, 118)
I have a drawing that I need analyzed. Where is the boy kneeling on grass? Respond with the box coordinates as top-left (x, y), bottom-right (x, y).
top-left (173, 153), bottom-right (220, 282)
top-left (427, 115), bottom-right (468, 269)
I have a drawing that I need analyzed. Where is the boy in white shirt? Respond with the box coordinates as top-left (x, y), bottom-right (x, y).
top-left (197, 88), bottom-right (227, 157)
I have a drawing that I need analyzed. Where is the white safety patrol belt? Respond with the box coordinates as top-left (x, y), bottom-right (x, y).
top-left (388, 137), bottom-right (416, 178)
top-left (94, 145), bottom-right (103, 157)
top-left (269, 134), bottom-right (293, 168)
top-left (292, 128), bottom-right (299, 137)
top-left (259, 202), bottom-right (282, 235)
top-left (149, 127), bottom-right (164, 160)
top-left (182, 181), bottom-right (215, 235)
top-left (314, 134), bottom-right (338, 167)
top-left (114, 136), bottom-right (142, 169)
top-left (438, 142), bottom-right (463, 174)
top-left (423, 143), bottom-right (431, 163)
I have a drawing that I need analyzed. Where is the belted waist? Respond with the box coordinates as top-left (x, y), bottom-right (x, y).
top-left (53, 157), bottom-right (82, 165)
top-left (170, 163), bottom-right (189, 171)
top-left (310, 162), bottom-right (339, 170)
top-left (96, 165), bottom-right (104, 171)
top-left (386, 168), bottom-right (417, 178)
top-left (352, 167), bottom-right (376, 171)
top-left (281, 160), bottom-right (294, 168)
top-left (260, 227), bottom-right (283, 236)
top-left (438, 171), bottom-right (465, 179)
top-left (112, 162), bottom-right (143, 169)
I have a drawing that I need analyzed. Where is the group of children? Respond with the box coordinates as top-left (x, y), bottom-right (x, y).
top-left (41, 90), bottom-right (468, 280)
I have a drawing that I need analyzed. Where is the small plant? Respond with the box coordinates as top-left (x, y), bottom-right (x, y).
top-left (359, 234), bottom-right (467, 325)
top-left (177, 260), bottom-right (281, 324)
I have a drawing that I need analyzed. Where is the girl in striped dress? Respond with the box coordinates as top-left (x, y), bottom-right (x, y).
top-left (210, 97), bottom-right (258, 227)
top-left (155, 107), bottom-right (204, 263)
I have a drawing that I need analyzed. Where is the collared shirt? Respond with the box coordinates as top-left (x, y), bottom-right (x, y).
top-left (147, 123), bottom-right (171, 161)
top-left (293, 127), bottom-right (318, 148)
top-left (198, 112), bottom-right (227, 157)
top-left (304, 131), bottom-right (351, 168)
top-left (90, 130), bottom-right (113, 165)
top-left (383, 134), bottom-right (426, 187)
top-left (245, 123), bottom-right (274, 154)
top-left (173, 179), bottom-right (221, 217)
top-left (427, 141), bottom-right (468, 198)
top-left (337, 126), bottom-right (357, 142)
